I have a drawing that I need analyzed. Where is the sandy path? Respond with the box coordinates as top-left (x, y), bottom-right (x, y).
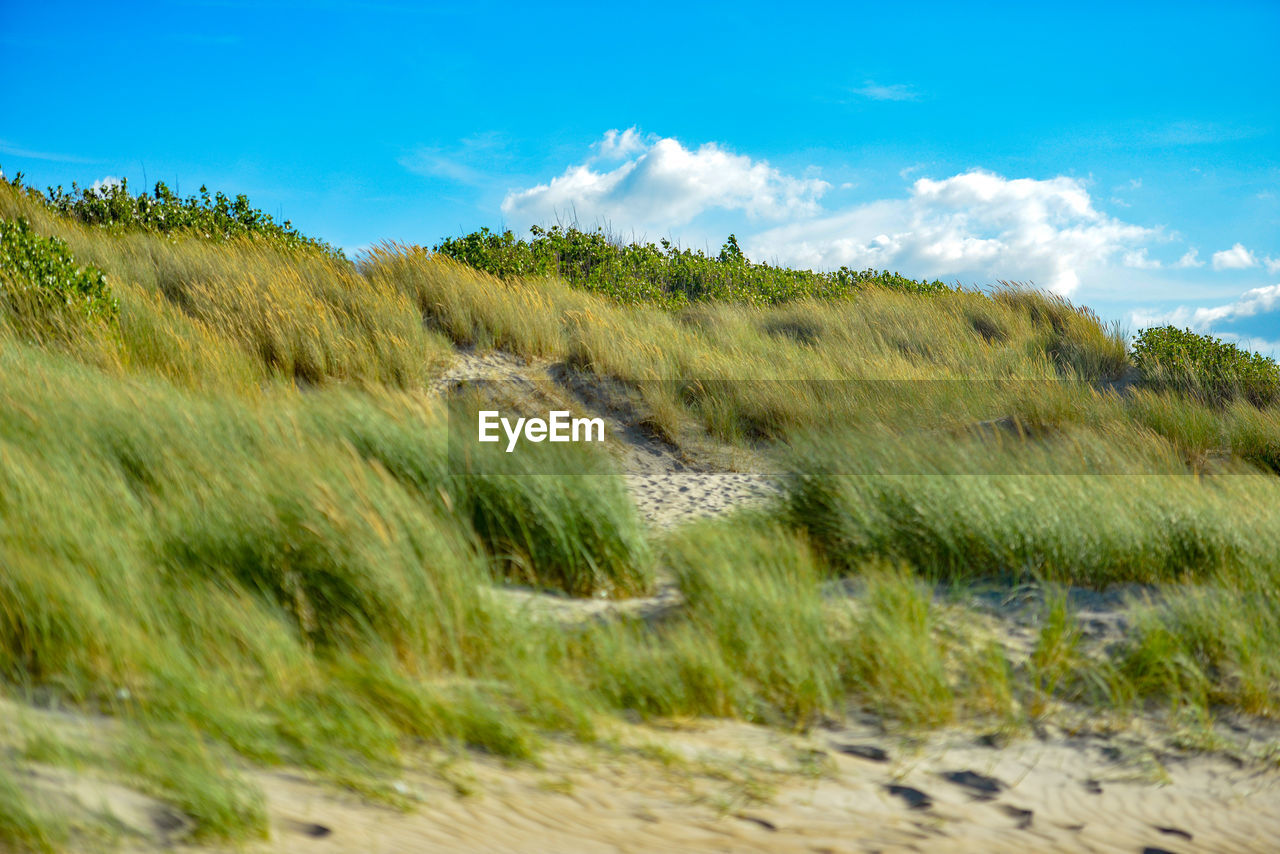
top-left (15, 705), bottom-right (1276, 854)
top-left (243, 728), bottom-right (1280, 854)
top-left (7, 691), bottom-right (1269, 850)
top-left (432, 349), bottom-right (783, 529)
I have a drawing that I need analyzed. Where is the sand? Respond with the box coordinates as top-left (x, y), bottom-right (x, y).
top-left (9, 696), bottom-right (1280, 853)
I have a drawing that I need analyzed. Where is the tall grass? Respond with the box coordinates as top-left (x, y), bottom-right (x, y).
top-left (1119, 587), bottom-right (1280, 716)
top-left (0, 764), bottom-right (64, 853)
top-left (785, 424), bottom-right (1280, 587)
top-left (5, 171), bottom-right (1280, 846)
top-left (574, 518), bottom-right (1016, 729)
top-left (364, 245), bottom-right (1133, 450)
top-left (0, 336), bottom-right (648, 838)
top-left (2, 182), bottom-right (452, 389)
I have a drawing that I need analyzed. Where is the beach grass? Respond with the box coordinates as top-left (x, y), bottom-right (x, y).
top-left (4, 174), bottom-right (1280, 845)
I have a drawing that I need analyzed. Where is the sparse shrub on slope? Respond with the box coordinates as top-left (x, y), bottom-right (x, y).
top-left (0, 216), bottom-right (118, 325)
top-left (1132, 325), bottom-right (1280, 407)
top-left (1, 177), bottom-right (450, 389)
top-left (40, 177), bottom-right (342, 257)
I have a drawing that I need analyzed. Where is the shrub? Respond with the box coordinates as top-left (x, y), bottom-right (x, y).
top-left (1132, 325), bottom-right (1280, 407)
top-left (32, 175), bottom-right (340, 258)
top-left (434, 225), bottom-right (947, 306)
top-left (0, 216), bottom-right (118, 322)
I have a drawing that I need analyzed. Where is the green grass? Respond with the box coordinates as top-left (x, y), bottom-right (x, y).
top-left (784, 425), bottom-right (1280, 586)
top-left (4, 172), bottom-right (1280, 845)
top-left (116, 725), bottom-right (269, 843)
top-left (1119, 586), bottom-right (1280, 716)
top-left (0, 764), bottom-right (65, 853)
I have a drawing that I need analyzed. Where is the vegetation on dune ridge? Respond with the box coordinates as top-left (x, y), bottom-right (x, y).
top-left (1133, 324), bottom-right (1280, 408)
top-left (0, 216), bottom-right (118, 324)
top-left (4, 174), bottom-right (1280, 846)
top-left (434, 224), bottom-right (948, 306)
top-left (3, 169), bottom-right (342, 258)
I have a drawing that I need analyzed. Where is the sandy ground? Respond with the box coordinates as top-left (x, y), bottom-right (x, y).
top-left (250, 720), bottom-right (1280, 854)
top-left (6, 351), bottom-right (1280, 852)
top-left (9, 698), bottom-right (1280, 854)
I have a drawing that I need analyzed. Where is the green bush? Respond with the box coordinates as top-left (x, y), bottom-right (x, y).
top-left (23, 174), bottom-right (341, 258)
top-left (1132, 325), bottom-right (1280, 407)
top-left (0, 215), bottom-right (118, 322)
top-left (434, 225), bottom-right (947, 306)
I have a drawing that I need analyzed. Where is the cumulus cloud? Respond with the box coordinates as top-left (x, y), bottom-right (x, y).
top-left (90, 176), bottom-right (122, 195)
top-left (499, 132), bottom-right (1232, 297)
top-left (1211, 242), bottom-right (1259, 270)
top-left (1174, 248), bottom-right (1204, 268)
top-left (594, 127), bottom-right (649, 161)
top-left (1123, 249), bottom-right (1161, 269)
top-left (852, 81), bottom-right (919, 101)
top-left (501, 131), bottom-right (830, 229)
top-left (1131, 283), bottom-right (1280, 330)
top-left (1266, 256), bottom-right (1280, 274)
top-left (746, 170), bottom-right (1155, 295)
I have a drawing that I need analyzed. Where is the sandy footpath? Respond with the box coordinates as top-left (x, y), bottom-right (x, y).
top-left (623, 472), bottom-right (779, 529)
top-left (253, 719), bottom-right (1280, 854)
top-left (11, 700), bottom-right (1279, 854)
top-left (433, 349), bottom-right (784, 528)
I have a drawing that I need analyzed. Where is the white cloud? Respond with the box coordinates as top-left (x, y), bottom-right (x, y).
top-left (1129, 283), bottom-right (1280, 330)
top-left (501, 132), bottom-right (830, 229)
top-left (852, 81), bottom-right (919, 102)
top-left (90, 176), bottom-right (122, 195)
top-left (747, 169), bottom-right (1155, 295)
top-left (1211, 242), bottom-right (1259, 270)
top-left (1174, 248), bottom-right (1204, 268)
top-left (1122, 248), bottom-right (1161, 269)
top-left (401, 150), bottom-right (486, 185)
top-left (0, 139), bottom-right (99, 164)
top-left (1221, 334), bottom-right (1280, 358)
top-left (498, 132), bottom-right (1243, 298)
top-left (1265, 256), bottom-right (1280, 274)
top-left (594, 127), bottom-right (648, 161)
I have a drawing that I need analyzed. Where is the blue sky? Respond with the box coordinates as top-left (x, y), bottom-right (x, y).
top-left (4, 0), bottom-right (1278, 350)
